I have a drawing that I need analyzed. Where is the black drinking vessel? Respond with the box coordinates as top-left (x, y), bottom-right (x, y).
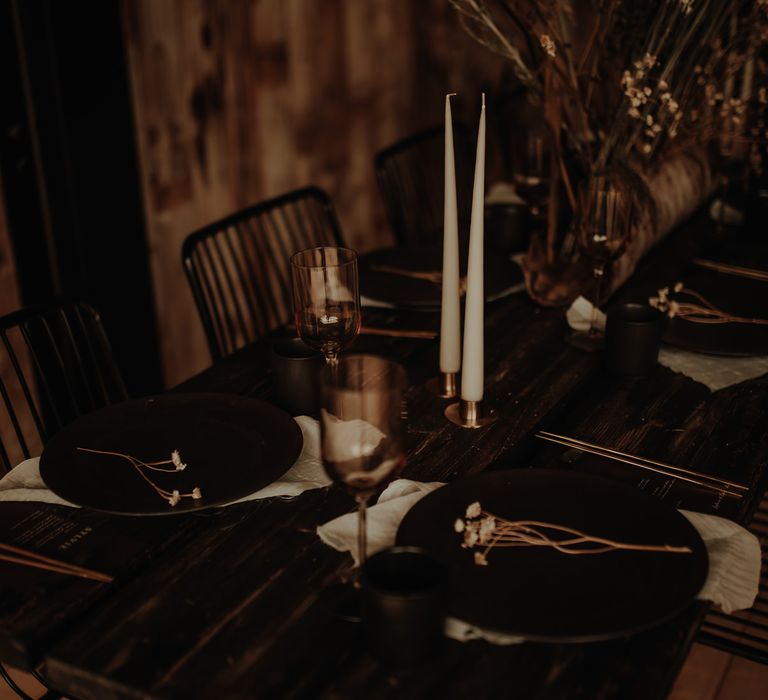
top-left (270, 338), bottom-right (323, 417)
top-left (605, 303), bottom-right (662, 377)
top-left (361, 546), bottom-right (445, 668)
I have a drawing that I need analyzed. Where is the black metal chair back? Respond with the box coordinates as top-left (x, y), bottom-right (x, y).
top-left (181, 186), bottom-right (345, 362)
top-left (0, 301), bottom-right (128, 473)
top-left (374, 124), bottom-right (475, 248)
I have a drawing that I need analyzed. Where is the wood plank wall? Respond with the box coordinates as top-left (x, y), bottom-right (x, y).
top-left (122, 0), bottom-right (507, 386)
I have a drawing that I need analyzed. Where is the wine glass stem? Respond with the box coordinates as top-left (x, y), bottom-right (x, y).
top-left (356, 493), bottom-right (368, 568)
top-left (590, 264), bottom-right (605, 336)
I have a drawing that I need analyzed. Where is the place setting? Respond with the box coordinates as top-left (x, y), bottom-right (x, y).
top-left (301, 95), bottom-right (762, 669)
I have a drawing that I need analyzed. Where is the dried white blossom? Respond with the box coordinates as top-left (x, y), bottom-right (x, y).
top-left (454, 518), bottom-right (465, 533)
top-left (466, 501), bottom-right (482, 519)
top-left (474, 552), bottom-right (489, 566)
top-left (171, 450), bottom-right (186, 471)
top-left (479, 516), bottom-right (497, 544)
top-left (192, 487), bottom-right (202, 500)
top-left (168, 490), bottom-right (181, 507)
top-left (539, 34), bottom-right (556, 58)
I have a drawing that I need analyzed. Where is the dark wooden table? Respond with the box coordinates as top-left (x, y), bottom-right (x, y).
top-left (2, 210), bottom-right (767, 699)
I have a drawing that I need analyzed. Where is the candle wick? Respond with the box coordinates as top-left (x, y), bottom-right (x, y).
top-left (447, 92), bottom-right (457, 98)
top-left (481, 92), bottom-right (486, 108)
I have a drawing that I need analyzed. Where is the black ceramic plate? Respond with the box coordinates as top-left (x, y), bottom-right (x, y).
top-left (40, 394), bottom-right (303, 516)
top-left (360, 245), bottom-right (523, 308)
top-left (661, 266), bottom-right (768, 356)
top-left (396, 469), bottom-right (708, 642)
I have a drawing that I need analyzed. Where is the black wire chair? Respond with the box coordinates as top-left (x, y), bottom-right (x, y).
top-left (0, 301), bottom-right (128, 474)
top-left (0, 300), bottom-right (127, 699)
top-left (697, 490), bottom-right (768, 664)
top-left (374, 123), bottom-right (475, 248)
top-left (181, 186), bottom-right (345, 362)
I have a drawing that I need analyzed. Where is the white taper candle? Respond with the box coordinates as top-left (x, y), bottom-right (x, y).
top-left (440, 93), bottom-right (461, 375)
top-left (460, 93), bottom-right (486, 402)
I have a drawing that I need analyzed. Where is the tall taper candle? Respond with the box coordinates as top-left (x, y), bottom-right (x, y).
top-left (461, 93), bottom-right (486, 402)
top-left (440, 93), bottom-right (461, 377)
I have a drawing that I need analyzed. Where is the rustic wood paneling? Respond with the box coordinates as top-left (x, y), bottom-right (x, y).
top-left (122, 0), bottom-right (505, 386)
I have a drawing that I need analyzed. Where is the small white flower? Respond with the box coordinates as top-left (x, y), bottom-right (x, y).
top-left (474, 552), bottom-right (488, 566)
top-left (454, 518), bottom-right (465, 533)
top-left (171, 450), bottom-right (186, 471)
top-left (168, 490), bottom-right (181, 507)
top-left (192, 487), bottom-right (202, 500)
top-left (674, 281), bottom-right (684, 293)
top-left (479, 516), bottom-right (496, 544)
top-left (539, 34), bottom-right (556, 58)
top-left (463, 527), bottom-right (479, 548)
top-left (466, 501), bottom-right (482, 519)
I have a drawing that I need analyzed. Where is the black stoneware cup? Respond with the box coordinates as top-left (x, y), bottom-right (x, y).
top-left (270, 338), bottom-right (323, 417)
top-left (605, 303), bottom-right (662, 377)
top-left (485, 203), bottom-right (530, 255)
top-left (361, 546), bottom-right (445, 668)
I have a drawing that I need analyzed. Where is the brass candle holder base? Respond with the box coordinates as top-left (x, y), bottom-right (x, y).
top-left (426, 371), bottom-right (458, 398)
top-left (445, 399), bottom-right (498, 429)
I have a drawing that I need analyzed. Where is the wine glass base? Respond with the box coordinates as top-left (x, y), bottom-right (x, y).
top-left (566, 330), bottom-right (605, 353)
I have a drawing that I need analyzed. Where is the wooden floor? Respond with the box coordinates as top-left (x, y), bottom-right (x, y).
top-left (1, 643), bottom-right (766, 699)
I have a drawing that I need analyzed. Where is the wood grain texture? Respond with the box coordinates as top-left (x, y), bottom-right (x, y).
top-left (122, 0), bottom-right (506, 386)
top-left (28, 215), bottom-right (767, 699)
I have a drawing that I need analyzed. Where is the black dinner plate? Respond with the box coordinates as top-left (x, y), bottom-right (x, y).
top-left (360, 244), bottom-right (523, 308)
top-left (661, 265), bottom-right (768, 356)
top-left (396, 469), bottom-right (708, 642)
top-left (40, 393), bottom-right (303, 516)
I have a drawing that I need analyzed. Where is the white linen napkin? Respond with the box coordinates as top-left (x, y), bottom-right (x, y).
top-left (317, 478), bottom-right (762, 643)
top-left (565, 296), bottom-right (768, 390)
top-left (0, 416), bottom-right (330, 508)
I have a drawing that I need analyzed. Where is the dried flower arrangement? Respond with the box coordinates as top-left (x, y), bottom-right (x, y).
top-left (455, 501), bottom-right (691, 566)
top-left (449, 1), bottom-right (768, 303)
top-left (649, 282), bottom-right (768, 324)
top-left (77, 447), bottom-right (203, 507)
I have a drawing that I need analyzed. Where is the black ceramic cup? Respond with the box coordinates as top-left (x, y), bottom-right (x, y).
top-left (270, 338), bottom-right (323, 417)
top-left (361, 546), bottom-right (445, 668)
top-left (605, 303), bottom-right (662, 377)
top-left (485, 203), bottom-right (530, 255)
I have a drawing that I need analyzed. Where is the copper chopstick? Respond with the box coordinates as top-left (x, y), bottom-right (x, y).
top-left (0, 543), bottom-right (113, 583)
top-left (535, 432), bottom-right (746, 498)
top-left (693, 258), bottom-right (768, 282)
top-left (360, 326), bottom-right (437, 339)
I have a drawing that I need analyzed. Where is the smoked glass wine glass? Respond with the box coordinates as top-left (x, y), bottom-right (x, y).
top-left (514, 129), bottom-right (550, 223)
top-left (291, 247), bottom-right (361, 365)
top-left (568, 172), bottom-right (633, 352)
top-left (319, 355), bottom-right (407, 567)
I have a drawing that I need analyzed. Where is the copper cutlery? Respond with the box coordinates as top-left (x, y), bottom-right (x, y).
top-left (536, 431), bottom-right (747, 499)
top-left (0, 542), bottom-right (113, 583)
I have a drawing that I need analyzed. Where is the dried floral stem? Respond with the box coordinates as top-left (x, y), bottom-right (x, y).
top-left (649, 283), bottom-right (768, 325)
top-left (76, 447), bottom-right (202, 507)
top-left (456, 501), bottom-right (691, 566)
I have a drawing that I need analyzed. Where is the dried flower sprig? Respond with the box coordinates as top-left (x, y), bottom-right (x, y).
top-left (649, 283), bottom-right (768, 325)
top-left (77, 448), bottom-right (202, 507)
top-left (455, 501), bottom-right (691, 567)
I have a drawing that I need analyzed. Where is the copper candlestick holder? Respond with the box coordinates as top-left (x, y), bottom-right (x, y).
top-left (445, 398), bottom-right (498, 429)
top-left (426, 371), bottom-right (458, 399)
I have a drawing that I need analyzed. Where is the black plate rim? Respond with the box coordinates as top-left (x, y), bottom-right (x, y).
top-left (39, 392), bottom-right (303, 516)
top-left (396, 468), bottom-right (709, 643)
